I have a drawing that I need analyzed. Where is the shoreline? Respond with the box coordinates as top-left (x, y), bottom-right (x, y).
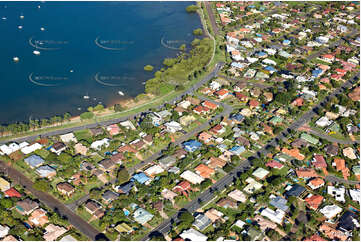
top-left (0, 3), bottom-right (211, 141)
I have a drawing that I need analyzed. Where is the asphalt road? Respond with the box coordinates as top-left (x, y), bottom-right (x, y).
top-left (0, 161), bottom-right (104, 241)
top-left (325, 175), bottom-right (360, 185)
top-left (204, 1), bottom-right (219, 35)
top-left (0, 63), bottom-right (224, 146)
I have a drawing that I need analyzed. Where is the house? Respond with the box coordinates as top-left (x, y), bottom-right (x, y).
top-left (343, 147), bottom-right (357, 160)
top-left (205, 208), bottom-right (224, 223)
top-left (180, 115), bottom-right (196, 126)
top-left (320, 204), bottom-right (342, 219)
top-left (325, 144), bottom-right (338, 156)
top-left (115, 223), bottom-right (133, 234)
top-left (202, 100), bottom-right (218, 110)
top-left (178, 100), bottom-right (192, 109)
top-left (308, 177), bottom-right (325, 190)
top-left (60, 235), bottom-right (78, 241)
top-left (217, 198), bottom-right (237, 209)
top-left (56, 182), bottom-right (75, 197)
top-left (110, 153), bottom-right (124, 164)
top-left (328, 186), bottom-right (345, 202)
top-left (107, 124), bottom-right (120, 136)
top-left (21, 143), bottom-right (42, 155)
top-left (90, 127), bottom-right (104, 136)
top-left (266, 160), bottom-right (284, 169)
top-left (0, 178), bottom-right (10, 192)
top-left (130, 139), bottom-right (146, 150)
top-left (282, 148), bottom-right (305, 160)
top-left (229, 146), bottom-right (245, 156)
top-left (144, 165), bottom-right (164, 177)
top-left (98, 159), bottom-right (116, 172)
top-left (16, 199), bottom-right (39, 215)
top-left (118, 144), bottom-right (137, 154)
top-left (284, 184), bottom-right (306, 198)
top-left (296, 168), bottom-right (318, 179)
top-left (60, 133), bottom-right (77, 143)
top-left (316, 116), bottom-right (332, 127)
top-left (36, 165), bottom-right (56, 178)
top-left (102, 190), bottom-right (119, 204)
top-left (244, 177), bottom-right (262, 194)
top-left (51, 142), bottom-right (67, 155)
top-left (114, 181), bottom-right (134, 194)
top-left (4, 188), bottom-right (21, 198)
top-left (215, 89), bottom-right (229, 99)
top-left (192, 213), bottom-right (211, 231)
top-left (269, 195), bottom-right (289, 212)
top-left (43, 224), bottom-right (67, 241)
top-left (337, 211), bottom-right (360, 233)
top-left (143, 134), bottom-right (153, 145)
top-left (24, 155), bottom-right (44, 168)
top-left (252, 167), bottom-right (270, 180)
top-left (228, 189), bottom-right (247, 203)
top-left (0, 225), bottom-right (9, 239)
top-left (248, 99), bottom-right (260, 109)
top-left (210, 124), bottom-right (226, 135)
top-left (261, 207), bottom-right (285, 224)
top-left (195, 164), bottom-right (215, 179)
top-left (198, 132), bottom-right (213, 144)
top-left (183, 140), bottom-right (202, 152)
top-left (207, 157), bottom-right (226, 169)
top-left (180, 170), bottom-right (204, 184)
top-left (90, 138), bottom-right (110, 150)
top-left (312, 154), bottom-right (327, 168)
top-left (133, 208), bottom-right (153, 225)
top-left (84, 200), bottom-right (104, 219)
top-left (173, 180), bottom-right (191, 196)
top-left (28, 208), bottom-right (49, 226)
top-left (304, 234), bottom-right (326, 241)
top-left (74, 143), bottom-right (88, 156)
top-left (132, 172), bottom-right (150, 184)
top-left (319, 223), bottom-right (348, 241)
top-left (165, 121), bottom-right (182, 133)
top-left (304, 194), bottom-right (323, 210)
top-left (348, 86), bottom-right (360, 101)
top-left (333, 158), bottom-right (350, 179)
top-left (180, 228), bottom-right (207, 241)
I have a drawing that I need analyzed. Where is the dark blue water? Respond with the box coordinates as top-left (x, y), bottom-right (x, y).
top-left (0, 1), bottom-right (201, 124)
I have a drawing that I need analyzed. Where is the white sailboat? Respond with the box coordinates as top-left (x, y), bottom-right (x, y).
top-left (33, 50), bottom-right (40, 55)
top-left (13, 57), bottom-right (19, 62)
top-left (118, 91), bottom-right (124, 96)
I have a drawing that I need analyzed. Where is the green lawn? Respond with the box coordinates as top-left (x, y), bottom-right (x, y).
top-left (74, 129), bottom-right (92, 140)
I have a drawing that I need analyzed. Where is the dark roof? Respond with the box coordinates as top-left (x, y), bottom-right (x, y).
top-left (110, 153), bottom-right (124, 163)
top-left (102, 190), bottom-right (119, 202)
top-left (117, 181), bottom-right (134, 194)
top-left (90, 127), bottom-right (103, 136)
top-left (52, 142), bottom-right (66, 151)
top-left (284, 184), bottom-right (306, 198)
top-left (337, 211), bottom-right (359, 232)
top-left (325, 144), bottom-right (338, 156)
top-left (98, 159), bottom-right (116, 170)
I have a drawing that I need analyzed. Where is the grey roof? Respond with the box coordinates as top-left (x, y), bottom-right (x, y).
top-left (269, 196), bottom-right (289, 212)
top-left (192, 213), bottom-right (212, 231)
top-left (24, 155), bottom-right (44, 168)
top-left (35, 165), bottom-right (56, 177)
top-left (158, 156), bottom-right (177, 168)
top-left (284, 184), bottom-right (306, 198)
top-left (102, 190), bottom-right (119, 202)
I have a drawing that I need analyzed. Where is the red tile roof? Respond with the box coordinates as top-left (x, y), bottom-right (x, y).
top-left (4, 187), bottom-right (21, 198)
top-left (304, 194), bottom-right (323, 210)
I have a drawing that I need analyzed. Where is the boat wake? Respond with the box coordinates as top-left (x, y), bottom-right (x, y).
top-left (94, 37), bottom-right (125, 51)
top-left (94, 72), bottom-right (123, 87)
top-left (29, 36), bottom-right (60, 50)
top-left (160, 36), bottom-right (187, 50)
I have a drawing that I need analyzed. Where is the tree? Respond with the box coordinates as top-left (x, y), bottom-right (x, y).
top-left (80, 112), bottom-right (94, 120)
top-left (185, 5), bottom-right (198, 13)
top-left (58, 153), bottom-right (72, 163)
top-left (93, 104), bottom-right (104, 112)
top-left (63, 112), bottom-right (72, 122)
top-left (193, 28), bottom-right (203, 36)
top-left (117, 166), bottom-right (130, 184)
top-left (0, 198), bottom-right (13, 209)
top-left (178, 210), bottom-right (194, 224)
top-left (33, 179), bottom-right (51, 192)
top-left (114, 104), bottom-right (124, 112)
top-left (179, 44), bottom-right (186, 51)
top-left (144, 65), bottom-right (154, 71)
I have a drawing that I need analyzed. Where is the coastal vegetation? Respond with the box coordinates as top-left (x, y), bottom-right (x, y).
top-left (185, 5), bottom-right (198, 13)
top-left (192, 28), bottom-right (204, 36)
top-left (144, 65), bottom-right (154, 71)
top-left (145, 37), bottom-right (213, 95)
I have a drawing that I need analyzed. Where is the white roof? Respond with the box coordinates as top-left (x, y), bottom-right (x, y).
top-left (60, 133), bottom-right (77, 143)
top-left (180, 170), bottom-right (205, 184)
top-left (316, 116), bottom-right (331, 127)
top-left (228, 189), bottom-right (247, 203)
top-left (244, 177), bottom-right (262, 194)
top-left (320, 205), bottom-right (342, 219)
top-left (261, 207), bottom-right (285, 224)
top-left (252, 167), bottom-right (270, 180)
top-left (234, 220), bottom-right (246, 228)
top-left (19, 142), bottom-right (29, 148)
top-left (180, 228), bottom-right (207, 241)
top-left (21, 143), bottom-right (43, 155)
top-left (0, 224), bottom-right (9, 238)
top-left (349, 189), bottom-right (360, 202)
top-left (144, 165), bottom-right (164, 176)
top-left (328, 186), bottom-right (345, 202)
top-left (60, 235), bottom-right (78, 241)
top-left (90, 138), bottom-right (109, 150)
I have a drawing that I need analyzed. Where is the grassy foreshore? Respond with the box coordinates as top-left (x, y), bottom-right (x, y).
top-left (0, 5), bottom-right (225, 143)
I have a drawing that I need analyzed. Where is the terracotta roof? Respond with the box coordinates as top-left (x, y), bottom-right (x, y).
top-left (304, 234), bottom-right (327, 241)
top-left (282, 147), bottom-right (305, 160)
top-left (292, 97), bottom-right (304, 106)
top-left (249, 99), bottom-right (260, 108)
top-left (304, 194), bottom-right (323, 210)
top-left (195, 164), bottom-right (215, 179)
top-left (215, 89), bottom-right (229, 97)
top-left (319, 223), bottom-right (348, 241)
top-left (348, 86), bottom-right (360, 101)
top-left (308, 177), bottom-right (325, 189)
top-left (313, 154), bottom-right (327, 168)
top-left (198, 132), bottom-right (213, 143)
top-left (296, 168), bottom-right (318, 178)
top-left (208, 157), bottom-right (227, 169)
top-left (266, 161), bottom-right (284, 169)
top-left (235, 92), bottom-right (248, 101)
top-left (4, 187), bottom-right (21, 198)
top-left (202, 100), bottom-right (218, 110)
top-left (118, 144), bottom-right (137, 153)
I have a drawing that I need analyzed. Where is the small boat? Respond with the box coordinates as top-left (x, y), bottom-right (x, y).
top-left (18, 25), bottom-right (23, 29)
top-left (83, 95), bottom-right (89, 99)
top-left (142, 82), bottom-right (146, 85)
top-left (93, 98), bottom-right (97, 101)
top-left (33, 50), bottom-right (40, 55)
top-left (1, 17), bottom-right (6, 20)
top-left (70, 70), bottom-right (74, 73)
top-left (13, 57), bottom-right (19, 62)
top-left (118, 91), bottom-right (124, 96)
top-left (20, 15), bottom-right (24, 19)
top-left (77, 107), bottom-right (81, 110)
top-left (38, 5), bottom-right (41, 9)
top-left (40, 27), bottom-right (45, 31)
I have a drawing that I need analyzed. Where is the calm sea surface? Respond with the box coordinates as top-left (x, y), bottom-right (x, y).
top-left (0, 1), bottom-right (201, 124)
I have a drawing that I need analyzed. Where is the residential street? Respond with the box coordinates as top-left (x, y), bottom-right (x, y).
top-left (309, 128), bottom-right (359, 145)
top-left (0, 161), bottom-right (104, 241)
